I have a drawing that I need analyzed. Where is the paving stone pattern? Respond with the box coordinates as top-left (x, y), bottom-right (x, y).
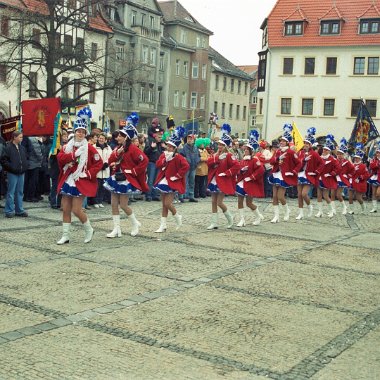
top-left (0, 198), bottom-right (379, 379)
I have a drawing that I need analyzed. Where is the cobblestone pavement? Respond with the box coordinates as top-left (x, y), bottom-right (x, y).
top-left (0, 197), bottom-right (379, 380)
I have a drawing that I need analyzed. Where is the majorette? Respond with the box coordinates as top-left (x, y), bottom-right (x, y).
top-left (368, 143), bottom-right (380, 213)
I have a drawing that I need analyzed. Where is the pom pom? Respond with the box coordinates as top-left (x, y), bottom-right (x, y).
top-left (355, 142), bottom-right (364, 150)
top-left (249, 129), bottom-right (260, 141)
top-left (77, 106), bottom-right (92, 120)
top-left (307, 127), bottom-right (316, 135)
top-left (221, 123), bottom-right (231, 135)
top-left (283, 123), bottom-right (293, 133)
top-left (173, 126), bottom-right (185, 139)
top-left (340, 137), bottom-right (347, 145)
top-left (326, 134), bottom-right (334, 141)
top-left (126, 112), bottom-right (139, 126)
top-left (195, 138), bottom-right (211, 148)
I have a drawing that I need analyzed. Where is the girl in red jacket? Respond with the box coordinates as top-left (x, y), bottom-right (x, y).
top-left (236, 130), bottom-right (264, 226)
top-left (368, 145), bottom-right (380, 213)
top-left (154, 126), bottom-right (190, 233)
top-left (57, 107), bottom-right (103, 245)
top-left (104, 114), bottom-right (149, 238)
top-left (296, 127), bottom-right (322, 220)
top-left (268, 124), bottom-right (301, 223)
top-left (314, 135), bottom-right (339, 218)
top-left (348, 144), bottom-right (370, 214)
top-left (206, 124), bottom-right (240, 229)
top-left (335, 138), bottom-right (354, 215)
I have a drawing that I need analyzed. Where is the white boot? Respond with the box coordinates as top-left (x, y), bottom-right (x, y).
top-left (360, 202), bottom-right (366, 214)
top-left (129, 213), bottom-right (141, 236)
top-left (155, 217), bottom-right (167, 233)
top-left (341, 201), bottom-right (347, 215)
top-left (347, 203), bottom-right (355, 214)
top-left (57, 223), bottom-right (71, 245)
top-left (252, 208), bottom-right (263, 225)
top-left (174, 213), bottom-right (183, 230)
top-left (107, 215), bottom-right (122, 238)
top-left (83, 220), bottom-right (94, 243)
top-left (224, 210), bottom-right (234, 228)
top-left (283, 204), bottom-right (290, 221)
top-left (307, 204), bottom-right (313, 218)
top-left (207, 213), bottom-right (218, 230)
top-left (236, 209), bottom-right (246, 227)
top-left (369, 200), bottom-right (377, 213)
top-left (295, 208), bottom-right (304, 220)
top-left (331, 201), bottom-right (337, 215)
top-left (271, 205), bottom-right (280, 223)
top-left (315, 202), bottom-right (323, 218)
top-left (327, 203), bottom-right (334, 218)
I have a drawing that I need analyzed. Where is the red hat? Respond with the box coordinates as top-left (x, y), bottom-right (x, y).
top-left (259, 140), bottom-right (268, 149)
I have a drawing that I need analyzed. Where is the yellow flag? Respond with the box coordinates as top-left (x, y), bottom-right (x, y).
top-left (292, 122), bottom-right (304, 152)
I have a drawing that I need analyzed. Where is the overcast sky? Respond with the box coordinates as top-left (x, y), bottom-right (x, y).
top-left (173, 0), bottom-right (278, 66)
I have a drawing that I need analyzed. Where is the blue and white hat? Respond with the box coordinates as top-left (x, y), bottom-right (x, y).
top-left (126, 112), bottom-right (139, 127)
top-left (73, 106), bottom-right (92, 133)
top-left (120, 113), bottom-right (139, 139)
top-left (353, 143), bottom-right (365, 159)
top-left (304, 127), bottom-right (316, 145)
top-left (246, 130), bottom-right (259, 151)
top-left (167, 126), bottom-right (185, 147)
top-left (280, 123), bottom-right (293, 143)
top-left (337, 138), bottom-right (348, 154)
top-left (324, 134), bottom-right (335, 151)
top-left (219, 123), bottom-right (232, 147)
top-left (376, 143), bottom-right (380, 153)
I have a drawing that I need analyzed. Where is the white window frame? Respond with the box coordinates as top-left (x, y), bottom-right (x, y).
top-left (190, 92), bottom-right (197, 109)
top-left (174, 90), bottom-right (179, 107)
top-left (192, 62), bottom-right (199, 79)
top-left (202, 64), bottom-right (207, 80)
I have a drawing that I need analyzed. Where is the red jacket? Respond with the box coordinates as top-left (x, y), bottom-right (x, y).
top-left (316, 155), bottom-right (339, 190)
top-left (155, 153), bottom-right (190, 194)
top-left (352, 162), bottom-right (370, 193)
top-left (237, 157), bottom-right (264, 197)
top-left (57, 143), bottom-right (103, 197)
top-left (108, 144), bottom-right (149, 192)
top-left (270, 148), bottom-right (301, 186)
top-left (369, 157), bottom-right (380, 177)
top-left (298, 149), bottom-right (323, 187)
top-left (336, 159), bottom-right (355, 187)
top-left (207, 152), bottom-right (240, 195)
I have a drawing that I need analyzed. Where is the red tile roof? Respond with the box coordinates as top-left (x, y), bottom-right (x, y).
top-left (267, 0), bottom-right (380, 48)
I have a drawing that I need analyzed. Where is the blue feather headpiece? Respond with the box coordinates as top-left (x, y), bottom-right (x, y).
top-left (219, 123), bottom-right (232, 147)
top-left (168, 126), bottom-right (185, 147)
top-left (324, 134), bottom-right (335, 151)
top-left (337, 138), bottom-right (348, 154)
top-left (353, 142), bottom-right (365, 159)
top-left (126, 112), bottom-right (139, 127)
top-left (246, 129), bottom-right (260, 150)
top-left (281, 123), bottom-right (293, 143)
top-left (74, 106), bottom-right (92, 132)
top-left (304, 127), bottom-right (317, 145)
top-left (221, 123), bottom-right (231, 135)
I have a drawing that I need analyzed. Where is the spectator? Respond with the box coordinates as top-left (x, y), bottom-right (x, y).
top-left (230, 139), bottom-right (243, 160)
top-left (0, 135), bottom-right (6, 207)
top-left (23, 136), bottom-right (43, 202)
top-left (257, 140), bottom-right (273, 199)
top-left (38, 136), bottom-right (52, 197)
top-left (194, 141), bottom-right (209, 198)
top-left (108, 131), bottom-right (119, 150)
top-left (1, 131), bottom-right (28, 218)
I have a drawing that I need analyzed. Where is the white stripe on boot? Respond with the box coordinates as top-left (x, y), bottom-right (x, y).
top-left (107, 215), bottom-right (122, 238)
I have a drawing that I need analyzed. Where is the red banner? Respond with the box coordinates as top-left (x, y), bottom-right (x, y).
top-left (0, 116), bottom-right (21, 141)
top-left (21, 98), bottom-right (61, 136)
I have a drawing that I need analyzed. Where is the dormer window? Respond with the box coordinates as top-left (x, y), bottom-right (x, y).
top-left (321, 20), bottom-right (340, 34)
top-left (360, 19), bottom-right (380, 34)
top-left (285, 21), bottom-right (304, 36)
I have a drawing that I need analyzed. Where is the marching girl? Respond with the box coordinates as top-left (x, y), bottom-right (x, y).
top-left (335, 138), bottom-right (354, 215)
top-left (368, 144), bottom-right (380, 213)
top-left (348, 144), bottom-right (370, 214)
top-left (206, 124), bottom-right (240, 230)
top-left (296, 127), bottom-right (322, 220)
top-left (236, 130), bottom-right (265, 226)
top-left (57, 107), bottom-right (103, 244)
top-left (154, 126), bottom-right (190, 233)
top-left (268, 124), bottom-right (301, 223)
top-left (104, 113), bottom-right (149, 238)
top-left (314, 134), bottom-right (339, 218)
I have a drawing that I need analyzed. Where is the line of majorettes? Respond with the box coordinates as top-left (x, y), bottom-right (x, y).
top-left (55, 111), bottom-right (380, 244)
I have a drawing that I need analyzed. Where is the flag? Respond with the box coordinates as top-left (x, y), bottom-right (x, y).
top-left (349, 100), bottom-right (379, 147)
top-left (49, 113), bottom-right (62, 157)
top-left (21, 98), bottom-right (61, 136)
top-left (0, 115), bottom-right (21, 141)
top-left (291, 122), bottom-right (304, 152)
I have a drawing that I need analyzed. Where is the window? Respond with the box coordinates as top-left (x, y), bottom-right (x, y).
top-left (323, 99), bottom-right (335, 116)
top-left (76, 37), bottom-right (84, 60)
top-left (320, 21), bottom-right (340, 34)
top-left (73, 80), bottom-right (80, 99)
top-left (176, 59), bottom-right (180, 76)
top-left (326, 57), bottom-right (337, 74)
top-left (243, 106), bottom-right (247, 120)
top-left (351, 99), bottom-right (361, 117)
top-left (29, 72), bottom-right (38, 98)
top-left (368, 57), bottom-right (379, 75)
top-left (201, 38), bottom-right (206, 48)
top-left (283, 57), bottom-right (294, 74)
top-left (89, 82), bottom-right (96, 103)
top-left (230, 79), bottom-right (234, 93)
top-left (229, 104), bottom-right (233, 118)
top-left (284, 21), bottom-right (303, 35)
top-left (221, 103), bottom-right (226, 118)
top-left (131, 11), bottom-right (137, 26)
top-left (184, 61), bottom-right (189, 77)
top-left (304, 58), bottom-right (315, 75)
top-left (251, 116), bottom-right (256, 126)
top-left (91, 43), bottom-right (98, 61)
top-left (215, 75), bottom-right (219, 90)
top-left (190, 92), bottom-right (197, 109)
top-left (281, 98), bottom-right (292, 115)
top-left (200, 95), bottom-right (205, 110)
top-left (31, 28), bottom-right (41, 48)
top-left (192, 62), bottom-right (199, 78)
top-left (223, 76), bottom-right (227, 91)
top-left (181, 91), bottom-right (187, 108)
top-left (114, 85), bottom-right (121, 100)
top-left (366, 100), bottom-right (377, 117)
top-left (150, 48), bottom-right (156, 66)
top-left (63, 34), bottom-right (73, 52)
top-left (157, 87), bottom-right (162, 104)
top-left (150, 16), bottom-right (155, 29)
top-left (142, 46), bottom-right (148, 63)
top-left (159, 56), bottom-right (164, 71)
top-left (128, 86), bottom-right (133, 101)
top-left (180, 29), bottom-right (187, 44)
top-left (148, 86), bottom-right (154, 103)
top-left (202, 64), bottom-right (207, 80)
top-left (360, 19), bottom-right (380, 34)
top-left (238, 80), bottom-right (241, 94)
top-left (0, 65), bottom-right (7, 82)
top-left (174, 90), bottom-right (179, 107)
top-left (141, 13), bottom-right (146, 27)
top-left (244, 82), bottom-right (248, 95)
top-left (214, 101), bottom-right (218, 113)
top-left (259, 99), bottom-right (263, 114)
top-left (302, 98), bottom-right (313, 115)
top-left (116, 44), bottom-right (124, 60)
top-left (236, 105), bottom-right (240, 120)
top-left (140, 86), bottom-right (146, 102)
top-left (354, 57), bottom-right (365, 75)
top-left (196, 36), bottom-right (201, 47)
top-left (1, 16), bottom-right (9, 36)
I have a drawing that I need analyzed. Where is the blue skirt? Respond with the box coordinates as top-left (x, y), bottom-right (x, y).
top-left (154, 178), bottom-right (175, 193)
top-left (298, 171), bottom-right (311, 185)
top-left (104, 175), bottom-right (141, 195)
top-left (60, 175), bottom-right (82, 197)
top-left (235, 180), bottom-right (246, 197)
top-left (207, 176), bottom-right (221, 193)
top-left (368, 174), bottom-right (379, 186)
top-left (268, 172), bottom-right (292, 189)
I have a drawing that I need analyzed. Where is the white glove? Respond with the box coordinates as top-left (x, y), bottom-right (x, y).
top-left (304, 155), bottom-right (311, 161)
top-left (244, 177), bottom-right (252, 182)
top-left (219, 153), bottom-right (227, 160)
top-left (355, 178), bottom-right (360, 183)
top-left (75, 146), bottom-right (85, 157)
top-left (79, 172), bottom-right (87, 178)
top-left (307, 172), bottom-right (316, 176)
top-left (285, 172), bottom-right (293, 176)
top-left (170, 176), bottom-right (179, 181)
top-left (241, 165), bottom-right (248, 172)
top-left (324, 173), bottom-right (332, 177)
top-left (124, 169), bottom-right (132, 174)
top-left (279, 153), bottom-right (287, 160)
top-left (218, 172), bottom-right (226, 177)
top-left (243, 155), bottom-right (251, 161)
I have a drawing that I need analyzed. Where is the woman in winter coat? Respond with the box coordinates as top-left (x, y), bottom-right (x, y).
top-left (104, 117), bottom-right (148, 238)
top-left (56, 108), bottom-right (103, 244)
top-left (154, 127), bottom-right (190, 233)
